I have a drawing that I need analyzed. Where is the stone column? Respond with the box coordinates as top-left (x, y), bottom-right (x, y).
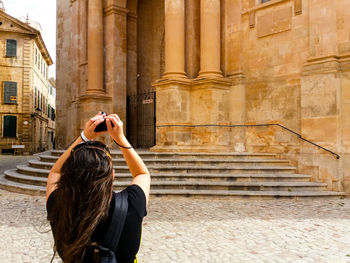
top-left (104, 4), bottom-right (128, 132)
top-left (198, 0), bottom-right (222, 78)
top-left (185, 0), bottom-right (200, 79)
top-left (87, 0), bottom-right (104, 94)
top-left (163, 0), bottom-right (187, 79)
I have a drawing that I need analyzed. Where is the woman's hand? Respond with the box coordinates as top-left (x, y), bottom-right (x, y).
top-left (105, 114), bottom-right (125, 143)
top-left (83, 112), bottom-right (106, 140)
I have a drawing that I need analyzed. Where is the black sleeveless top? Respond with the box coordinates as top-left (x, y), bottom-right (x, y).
top-left (46, 184), bottom-right (147, 263)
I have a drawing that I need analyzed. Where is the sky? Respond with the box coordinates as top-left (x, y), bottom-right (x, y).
top-left (4, 0), bottom-right (56, 77)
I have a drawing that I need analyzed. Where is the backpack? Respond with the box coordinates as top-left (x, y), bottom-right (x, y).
top-left (92, 190), bottom-right (129, 263)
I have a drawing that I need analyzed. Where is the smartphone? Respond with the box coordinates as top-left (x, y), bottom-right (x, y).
top-left (94, 113), bottom-right (114, 132)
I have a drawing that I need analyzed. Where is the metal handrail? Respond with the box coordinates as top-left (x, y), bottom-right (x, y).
top-left (156, 123), bottom-right (340, 159)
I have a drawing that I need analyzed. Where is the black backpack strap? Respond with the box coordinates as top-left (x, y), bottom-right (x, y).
top-left (102, 190), bottom-right (129, 252)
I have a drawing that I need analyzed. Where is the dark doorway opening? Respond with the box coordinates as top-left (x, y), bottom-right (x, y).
top-left (127, 91), bottom-right (156, 149)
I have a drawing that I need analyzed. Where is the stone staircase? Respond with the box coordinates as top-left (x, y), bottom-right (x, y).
top-left (0, 150), bottom-right (345, 199)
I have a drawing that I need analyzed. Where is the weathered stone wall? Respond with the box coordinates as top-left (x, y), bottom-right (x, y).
top-left (56, 0), bottom-right (73, 148)
top-left (56, 0), bottom-right (350, 194)
top-left (343, 69), bottom-right (350, 193)
top-left (239, 0), bottom-right (308, 130)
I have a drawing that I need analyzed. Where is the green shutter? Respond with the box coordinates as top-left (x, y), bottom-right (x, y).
top-left (3, 116), bottom-right (17, 137)
top-left (6, 39), bottom-right (17, 57)
top-left (48, 105), bottom-right (52, 119)
top-left (4, 81), bottom-right (17, 104)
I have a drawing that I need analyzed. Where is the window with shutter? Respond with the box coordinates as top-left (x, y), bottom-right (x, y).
top-left (3, 115), bottom-right (17, 138)
top-left (35, 88), bottom-right (37, 107)
top-left (37, 91), bottom-right (39, 108)
top-left (3, 81), bottom-right (17, 104)
top-left (6, 39), bottom-right (17, 57)
top-left (261, 0), bottom-right (271, 3)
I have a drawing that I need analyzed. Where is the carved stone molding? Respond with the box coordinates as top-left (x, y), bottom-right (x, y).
top-left (104, 5), bottom-right (129, 16)
top-left (128, 12), bottom-right (137, 21)
top-left (244, 0), bottom-right (302, 29)
top-left (227, 72), bottom-right (246, 85)
top-left (302, 55), bottom-right (350, 75)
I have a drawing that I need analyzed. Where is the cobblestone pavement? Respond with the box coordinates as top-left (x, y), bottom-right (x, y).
top-left (0, 189), bottom-right (349, 263)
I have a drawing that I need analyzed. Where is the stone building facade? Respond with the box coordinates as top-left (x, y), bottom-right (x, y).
top-left (47, 78), bottom-right (56, 150)
top-left (0, 9), bottom-right (54, 154)
top-left (56, 0), bottom-right (350, 194)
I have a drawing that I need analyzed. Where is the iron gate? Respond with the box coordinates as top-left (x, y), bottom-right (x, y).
top-left (127, 91), bottom-right (156, 148)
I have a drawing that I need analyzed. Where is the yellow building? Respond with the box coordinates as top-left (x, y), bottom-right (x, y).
top-left (47, 77), bottom-right (56, 150)
top-left (0, 9), bottom-right (54, 154)
top-left (57, 0), bottom-right (350, 194)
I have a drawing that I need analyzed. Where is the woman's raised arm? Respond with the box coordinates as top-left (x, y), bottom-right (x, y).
top-left (106, 114), bottom-right (151, 206)
top-left (45, 113), bottom-right (106, 203)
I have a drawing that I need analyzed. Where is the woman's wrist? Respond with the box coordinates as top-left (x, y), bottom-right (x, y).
top-left (113, 136), bottom-right (132, 149)
top-left (82, 130), bottom-right (96, 141)
top-left (80, 131), bottom-right (90, 142)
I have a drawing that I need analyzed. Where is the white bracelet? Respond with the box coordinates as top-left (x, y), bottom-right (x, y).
top-left (80, 131), bottom-right (90, 142)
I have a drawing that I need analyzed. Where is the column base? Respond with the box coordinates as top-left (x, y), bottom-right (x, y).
top-left (78, 93), bottom-right (113, 146)
top-left (79, 94), bottom-right (112, 117)
top-left (79, 93), bottom-right (112, 102)
top-left (85, 90), bottom-right (107, 96)
top-left (162, 71), bottom-right (188, 79)
top-left (197, 70), bottom-right (223, 79)
top-left (153, 77), bottom-right (234, 152)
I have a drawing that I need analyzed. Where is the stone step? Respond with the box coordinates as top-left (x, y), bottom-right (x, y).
top-left (2, 150), bottom-right (344, 199)
top-left (142, 165), bottom-right (296, 174)
top-left (39, 155), bottom-right (291, 167)
top-left (50, 150), bottom-right (277, 159)
top-left (13, 167), bottom-right (312, 182)
top-left (0, 174), bottom-right (344, 199)
top-left (17, 165), bottom-right (48, 177)
top-left (146, 181), bottom-right (327, 192)
top-left (4, 170), bottom-right (326, 191)
top-left (28, 160), bottom-right (297, 174)
top-left (149, 189), bottom-right (345, 199)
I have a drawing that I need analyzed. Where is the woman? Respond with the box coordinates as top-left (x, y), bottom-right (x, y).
top-left (46, 113), bottom-right (150, 263)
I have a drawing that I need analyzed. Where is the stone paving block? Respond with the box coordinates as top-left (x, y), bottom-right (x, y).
top-left (0, 189), bottom-right (350, 262)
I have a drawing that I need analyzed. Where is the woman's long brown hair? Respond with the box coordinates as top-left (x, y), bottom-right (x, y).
top-left (47, 142), bottom-right (114, 263)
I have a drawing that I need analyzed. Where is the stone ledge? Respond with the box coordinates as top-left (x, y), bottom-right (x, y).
top-left (302, 54), bottom-right (350, 75)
